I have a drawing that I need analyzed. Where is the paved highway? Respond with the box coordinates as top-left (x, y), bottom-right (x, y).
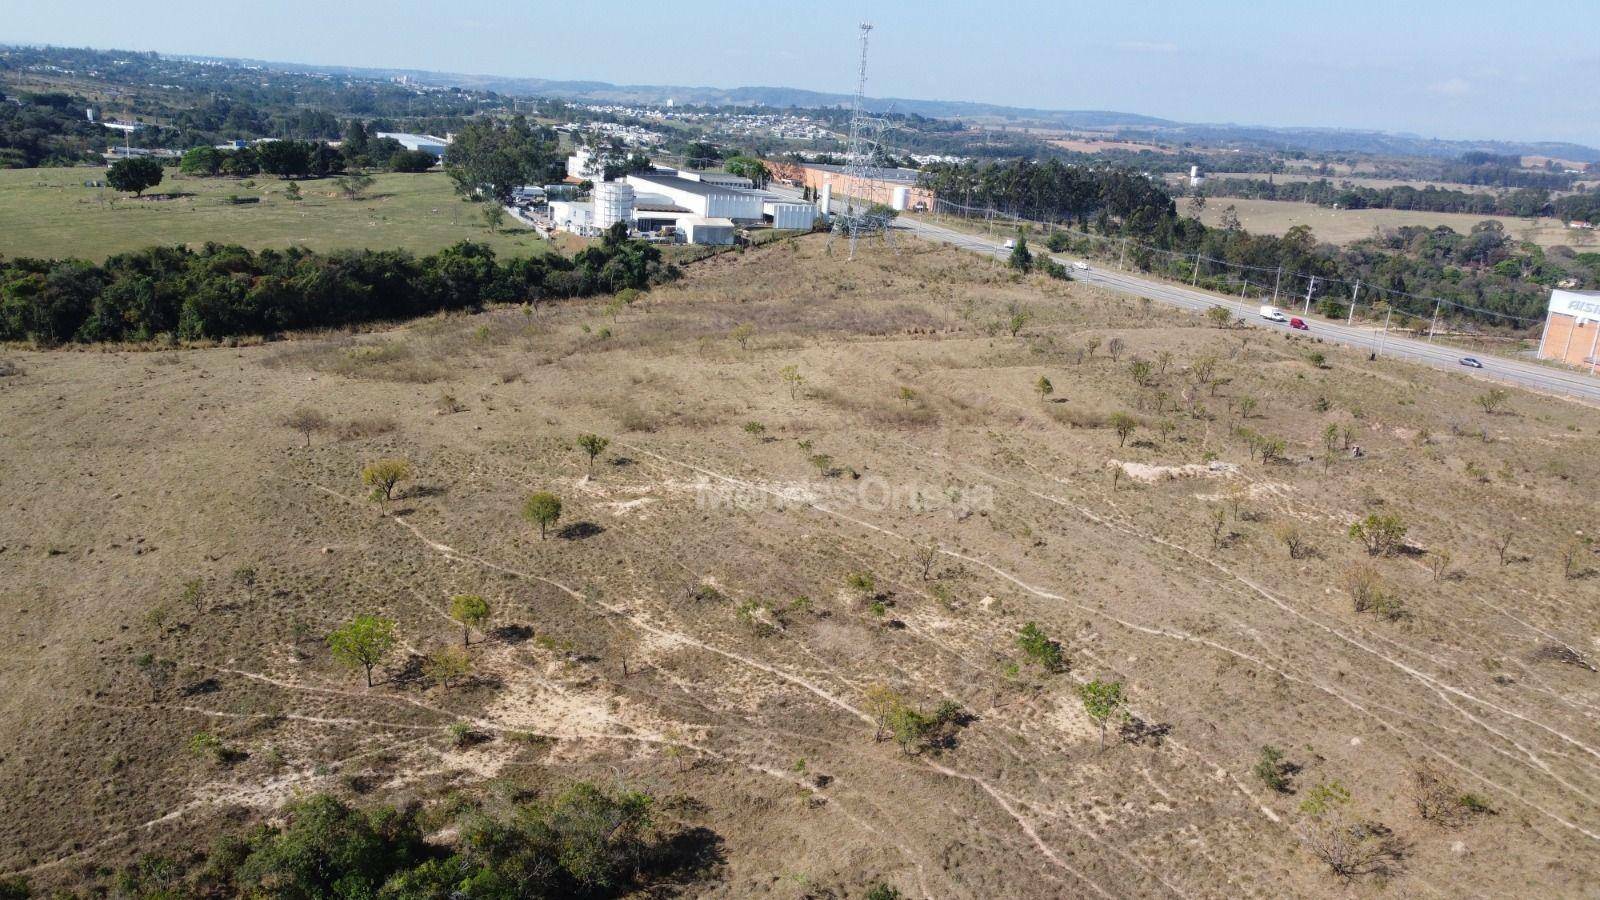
top-left (770, 182), bottom-right (1600, 405)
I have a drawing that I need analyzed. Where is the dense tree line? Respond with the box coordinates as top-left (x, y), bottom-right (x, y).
top-left (940, 158), bottom-right (1594, 326)
top-left (0, 90), bottom-right (107, 167)
top-left (1553, 190), bottom-right (1600, 224)
top-left (0, 784), bottom-right (714, 898)
top-left (1196, 177), bottom-right (1554, 218)
top-left (0, 224), bottom-right (666, 344)
top-left (919, 158), bottom-right (1176, 228)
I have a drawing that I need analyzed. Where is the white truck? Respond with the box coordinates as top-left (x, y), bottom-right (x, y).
top-left (1259, 305), bottom-right (1287, 322)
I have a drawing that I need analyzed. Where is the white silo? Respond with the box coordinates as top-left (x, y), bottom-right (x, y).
top-left (891, 185), bottom-right (910, 211)
top-left (593, 181), bottom-right (635, 232)
top-left (818, 183), bottom-right (832, 216)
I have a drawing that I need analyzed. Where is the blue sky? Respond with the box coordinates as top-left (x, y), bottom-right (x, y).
top-left (11, 0), bottom-right (1600, 145)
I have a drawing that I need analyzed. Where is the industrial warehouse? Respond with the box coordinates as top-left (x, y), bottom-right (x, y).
top-left (544, 161), bottom-right (823, 245)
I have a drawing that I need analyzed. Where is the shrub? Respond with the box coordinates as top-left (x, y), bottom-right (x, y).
top-left (1016, 622), bottom-right (1067, 673)
top-left (1348, 514), bottom-right (1406, 556)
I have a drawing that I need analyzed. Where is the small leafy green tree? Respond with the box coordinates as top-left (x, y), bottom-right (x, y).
top-left (335, 173), bottom-right (375, 200)
top-left (1110, 412), bottom-right (1137, 447)
top-left (730, 322), bottom-right (754, 350)
top-left (522, 491), bottom-right (562, 539)
top-left (1079, 679), bottom-right (1127, 753)
top-left (1254, 745), bottom-right (1291, 793)
top-left (1206, 305), bottom-right (1233, 328)
top-left (1348, 514), bottom-right (1407, 556)
top-left (422, 645), bottom-right (472, 688)
top-left (1475, 388), bottom-right (1509, 414)
top-left (1008, 230), bottom-right (1033, 271)
top-left (482, 203), bottom-right (506, 233)
top-left (1035, 375), bottom-right (1053, 401)
top-left (577, 433), bottom-right (610, 471)
top-left (742, 421), bottom-right (766, 439)
top-left (326, 614), bottom-right (397, 687)
top-left (1016, 622), bottom-right (1066, 673)
top-left (361, 458), bottom-right (411, 513)
top-left (779, 364), bottom-right (805, 400)
top-left (449, 593), bottom-right (490, 646)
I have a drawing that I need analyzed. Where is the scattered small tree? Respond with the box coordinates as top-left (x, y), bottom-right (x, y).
top-left (1016, 622), bottom-right (1067, 673)
top-left (423, 645), bottom-right (473, 688)
top-left (1085, 336), bottom-right (1102, 358)
top-left (1253, 745), bottom-right (1292, 793)
top-left (1007, 308), bottom-right (1031, 338)
top-left (1210, 506), bottom-right (1228, 550)
top-left (730, 322), bottom-right (754, 350)
top-left (913, 543), bottom-right (939, 580)
top-left (1008, 230), bottom-right (1033, 271)
top-left (1495, 528), bottom-right (1516, 566)
top-left (742, 421), bottom-right (766, 439)
top-left (1348, 514), bottom-right (1407, 557)
top-left (1129, 358), bottom-right (1155, 387)
top-left (335, 173), bottom-right (375, 200)
top-left (846, 571), bottom-right (876, 600)
top-left (1106, 337), bottom-right (1126, 362)
top-left (1275, 524), bottom-right (1310, 560)
top-left (779, 364), bottom-right (805, 400)
top-left (326, 614), bottom-right (397, 687)
top-left (522, 491), bottom-right (562, 540)
top-left (180, 577), bottom-right (204, 616)
top-left (1475, 388), bottom-right (1509, 415)
top-left (576, 433), bottom-right (610, 471)
top-left (1561, 535), bottom-right (1593, 579)
top-left (864, 683), bottom-right (901, 742)
top-left (1206, 305), bottom-right (1234, 328)
top-left (361, 458), bottom-right (412, 513)
top-left (1035, 375), bottom-right (1054, 401)
top-left (449, 593), bottom-right (490, 646)
top-left (1321, 423), bottom-right (1339, 468)
top-left (1110, 412), bottom-right (1137, 447)
top-left (1079, 679), bottom-right (1127, 753)
top-left (482, 204), bottom-right (506, 233)
top-left (283, 406), bottom-right (330, 448)
top-left (1429, 548), bottom-right (1452, 581)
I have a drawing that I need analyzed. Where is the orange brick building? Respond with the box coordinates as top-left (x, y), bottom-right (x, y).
top-left (770, 161), bottom-right (936, 212)
top-left (1538, 290), bottom-right (1600, 371)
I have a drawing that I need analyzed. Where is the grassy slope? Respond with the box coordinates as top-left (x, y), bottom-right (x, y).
top-left (0, 167), bottom-right (553, 261)
top-left (1193, 196), bottom-right (1580, 249)
top-left (1, 235), bottom-right (1599, 896)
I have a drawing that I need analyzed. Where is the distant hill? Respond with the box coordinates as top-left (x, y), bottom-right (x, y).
top-left (100, 50), bottom-right (1600, 163)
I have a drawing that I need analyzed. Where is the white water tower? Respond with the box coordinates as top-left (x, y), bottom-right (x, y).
top-left (593, 181), bottom-right (635, 232)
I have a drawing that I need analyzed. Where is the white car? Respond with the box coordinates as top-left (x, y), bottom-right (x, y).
top-left (1002, 239), bottom-right (1016, 250)
top-left (1072, 260), bottom-right (1090, 271)
top-left (1259, 305), bottom-right (1288, 322)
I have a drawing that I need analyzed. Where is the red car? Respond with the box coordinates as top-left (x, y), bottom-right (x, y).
top-left (1288, 317), bottom-right (1309, 330)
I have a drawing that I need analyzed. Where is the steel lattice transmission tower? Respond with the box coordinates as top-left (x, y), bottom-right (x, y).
top-left (832, 22), bottom-right (893, 260)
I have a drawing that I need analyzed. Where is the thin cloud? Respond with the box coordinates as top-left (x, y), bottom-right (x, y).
top-left (1427, 77), bottom-right (1471, 97)
top-left (1115, 41), bottom-right (1178, 53)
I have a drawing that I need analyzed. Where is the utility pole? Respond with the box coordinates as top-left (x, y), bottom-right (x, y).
top-left (1118, 237), bottom-right (1126, 269)
top-left (1303, 275), bottom-right (1316, 314)
top-left (1347, 280), bottom-right (1360, 325)
top-left (1377, 307), bottom-right (1392, 357)
top-left (1428, 299), bottom-right (1442, 342)
top-left (1191, 252), bottom-right (1201, 285)
top-left (1272, 266), bottom-right (1282, 304)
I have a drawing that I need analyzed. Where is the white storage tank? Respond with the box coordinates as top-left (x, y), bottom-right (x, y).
top-left (593, 181), bottom-right (635, 232)
top-left (818, 183), bottom-right (832, 215)
top-left (891, 185), bottom-right (910, 211)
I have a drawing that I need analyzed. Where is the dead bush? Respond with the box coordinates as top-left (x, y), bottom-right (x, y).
top-left (1299, 817), bottom-right (1407, 881)
top-left (337, 416), bottom-right (399, 441)
top-left (1409, 763), bottom-right (1495, 825)
top-left (1048, 405), bottom-right (1107, 429)
top-left (0, 359), bottom-right (22, 377)
top-left (1344, 566), bottom-right (1407, 620)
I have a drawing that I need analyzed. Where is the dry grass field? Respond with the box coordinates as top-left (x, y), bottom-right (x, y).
top-left (1194, 197), bottom-right (1582, 249)
top-left (3, 234), bottom-right (1600, 896)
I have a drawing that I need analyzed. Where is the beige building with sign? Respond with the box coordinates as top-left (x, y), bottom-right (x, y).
top-left (1538, 290), bottom-right (1600, 370)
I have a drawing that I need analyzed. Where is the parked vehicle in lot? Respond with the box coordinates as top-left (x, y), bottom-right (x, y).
top-left (1289, 317), bottom-right (1309, 330)
top-left (1459, 356), bottom-right (1484, 368)
top-left (1259, 305), bottom-right (1287, 322)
